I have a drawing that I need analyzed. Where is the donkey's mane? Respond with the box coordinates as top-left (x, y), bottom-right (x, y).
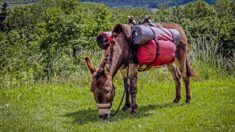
top-left (112, 24), bottom-right (132, 39)
top-left (98, 24), bottom-right (131, 72)
top-left (98, 40), bottom-right (114, 72)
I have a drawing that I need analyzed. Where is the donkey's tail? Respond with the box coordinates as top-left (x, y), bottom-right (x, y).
top-left (186, 57), bottom-right (197, 77)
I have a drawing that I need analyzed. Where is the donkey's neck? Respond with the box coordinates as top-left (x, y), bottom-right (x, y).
top-left (99, 33), bottom-right (128, 78)
top-left (108, 43), bottom-right (124, 77)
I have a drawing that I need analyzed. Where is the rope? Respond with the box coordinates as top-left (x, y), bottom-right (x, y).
top-left (111, 65), bottom-right (129, 116)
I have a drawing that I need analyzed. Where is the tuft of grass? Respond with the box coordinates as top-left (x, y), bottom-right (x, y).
top-left (189, 37), bottom-right (235, 76)
top-left (0, 71), bottom-right (234, 131)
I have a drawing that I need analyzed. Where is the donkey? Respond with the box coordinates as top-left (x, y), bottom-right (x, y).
top-left (85, 18), bottom-right (196, 119)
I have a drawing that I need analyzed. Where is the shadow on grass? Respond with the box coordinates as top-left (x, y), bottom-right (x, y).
top-left (63, 102), bottom-right (185, 125)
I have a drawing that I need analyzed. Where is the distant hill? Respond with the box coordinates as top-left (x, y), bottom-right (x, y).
top-left (0, 0), bottom-right (37, 5)
top-left (0, 0), bottom-right (38, 8)
top-left (0, 0), bottom-right (218, 8)
top-left (80, 0), bottom-right (217, 8)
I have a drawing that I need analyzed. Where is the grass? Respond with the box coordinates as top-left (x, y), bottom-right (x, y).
top-left (0, 69), bottom-right (235, 131)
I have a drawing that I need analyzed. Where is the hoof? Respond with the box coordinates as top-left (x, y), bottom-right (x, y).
top-left (122, 105), bottom-right (130, 112)
top-left (185, 99), bottom-right (191, 104)
top-left (98, 114), bottom-right (109, 119)
top-left (185, 96), bottom-right (191, 104)
top-left (129, 110), bottom-right (137, 116)
top-left (173, 98), bottom-right (181, 103)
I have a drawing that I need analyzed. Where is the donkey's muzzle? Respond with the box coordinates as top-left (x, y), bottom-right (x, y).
top-left (98, 109), bottom-right (110, 119)
top-left (97, 103), bottom-right (111, 119)
top-left (99, 113), bottom-right (109, 119)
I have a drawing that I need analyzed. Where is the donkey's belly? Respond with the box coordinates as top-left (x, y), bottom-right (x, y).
top-left (136, 39), bottom-right (176, 66)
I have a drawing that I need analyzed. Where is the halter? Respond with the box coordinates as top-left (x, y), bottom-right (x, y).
top-left (96, 103), bottom-right (111, 109)
top-left (95, 63), bottom-right (130, 117)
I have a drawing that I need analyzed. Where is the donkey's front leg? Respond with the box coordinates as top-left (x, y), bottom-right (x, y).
top-left (167, 63), bottom-right (182, 103)
top-left (122, 76), bottom-right (131, 111)
top-left (120, 70), bottom-right (130, 112)
top-left (129, 64), bottom-right (138, 115)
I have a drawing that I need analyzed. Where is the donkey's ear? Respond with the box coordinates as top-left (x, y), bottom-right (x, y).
top-left (85, 57), bottom-right (96, 74)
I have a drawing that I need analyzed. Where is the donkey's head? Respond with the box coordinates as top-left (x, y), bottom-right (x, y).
top-left (85, 57), bottom-right (115, 119)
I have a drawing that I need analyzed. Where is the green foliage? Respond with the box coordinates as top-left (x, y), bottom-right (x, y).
top-left (152, 0), bottom-right (234, 72)
top-left (0, 0), bottom-right (113, 84)
top-left (0, 0), bottom-right (234, 86)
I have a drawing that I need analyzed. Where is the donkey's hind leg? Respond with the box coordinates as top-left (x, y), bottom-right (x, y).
top-left (183, 72), bottom-right (191, 104)
top-left (178, 61), bottom-right (191, 103)
top-left (176, 45), bottom-right (192, 104)
top-left (167, 63), bottom-right (182, 103)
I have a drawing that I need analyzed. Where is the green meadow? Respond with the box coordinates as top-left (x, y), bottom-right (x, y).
top-left (1, 70), bottom-right (235, 131)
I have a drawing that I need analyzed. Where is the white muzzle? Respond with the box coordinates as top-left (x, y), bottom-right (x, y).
top-left (98, 109), bottom-right (111, 117)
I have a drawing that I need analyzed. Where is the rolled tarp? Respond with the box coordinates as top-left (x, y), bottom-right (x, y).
top-left (131, 25), bottom-right (155, 45)
top-left (131, 25), bottom-right (180, 45)
top-left (96, 31), bottom-right (112, 50)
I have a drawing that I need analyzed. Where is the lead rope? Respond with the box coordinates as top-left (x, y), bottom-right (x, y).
top-left (110, 64), bottom-right (129, 116)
